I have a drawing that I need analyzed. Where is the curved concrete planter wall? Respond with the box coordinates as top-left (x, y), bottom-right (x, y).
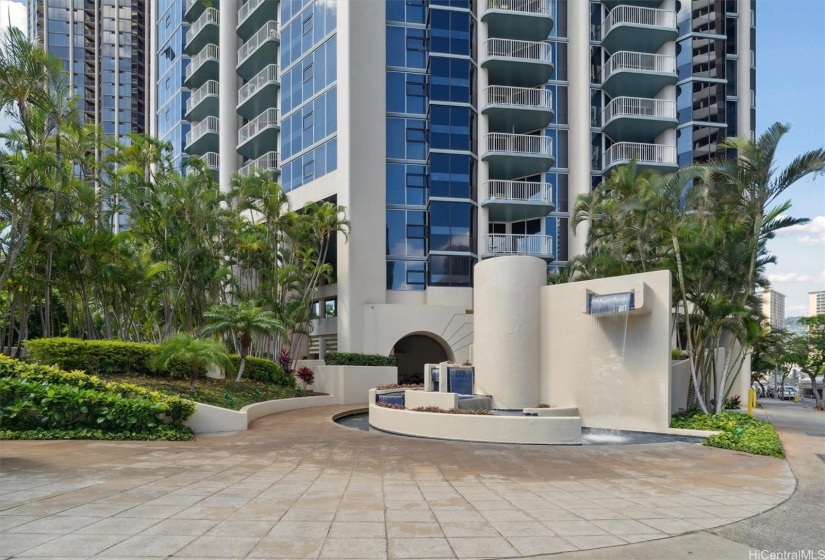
top-left (185, 365), bottom-right (398, 433)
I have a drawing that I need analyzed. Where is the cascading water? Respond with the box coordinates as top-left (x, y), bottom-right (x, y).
top-left (584, 292), bottom-right (633, 444)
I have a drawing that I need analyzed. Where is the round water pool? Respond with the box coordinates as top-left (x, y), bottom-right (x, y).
top-left (334, 412), bottom-right (705, 446)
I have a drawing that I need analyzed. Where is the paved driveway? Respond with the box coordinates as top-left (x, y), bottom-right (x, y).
top-left (0, 405), bottom-right (795, 559)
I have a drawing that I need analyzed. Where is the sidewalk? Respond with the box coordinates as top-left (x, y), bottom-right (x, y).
top-left (534, 399), bottom-right (824, 560)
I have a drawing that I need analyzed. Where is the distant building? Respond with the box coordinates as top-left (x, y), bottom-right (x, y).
top-left (809, 291), bottom-right (825, 317)
top-left (758, 289), bottom-right (785, 331)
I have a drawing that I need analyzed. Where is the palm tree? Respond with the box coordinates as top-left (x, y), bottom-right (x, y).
top-left (202, 301), bottom-right (284, 385)
top-left (151, 333), bottom-right (234, 393)
top-left (709, 123), bottom-right (825, 296)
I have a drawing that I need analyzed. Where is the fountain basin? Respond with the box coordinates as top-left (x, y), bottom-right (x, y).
top-left (523, 406), bottom-right (580, 417)
top-left (368, 390), bottom-right (581, 445)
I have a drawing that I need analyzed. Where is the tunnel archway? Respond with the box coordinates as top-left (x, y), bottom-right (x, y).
top-left (390, 333), bottom-right (452, 385)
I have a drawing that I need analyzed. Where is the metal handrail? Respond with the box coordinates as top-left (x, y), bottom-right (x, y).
top-left (186, 116), bottom-right (219, 147)
top-left (483, 38), bottom-right (552, 62)
top-left (238, 21), bottom-right (280, 66)
top-left (239, 151), bottom-right (280, 176)
top-left (602, 96), bottom-right (676, 124)
top-left (185, 44), bottom-right (219, 82)
top-left (238, 108), bottom-right (279, 145)
top-left (238, 0), bottom-right (264, 27)
top-left (602, 51), bottom-right (675, 82)
top-left (483, 234), bottom-right (554, 256)
top-left (485, 133), bottom-right (553, 156)
top-left (186, 7), bottom-right (218, 45)
top-left (485, 0), bottom-right (552, 16)
top-left (483, 85), bottom-right (552, 109)
top-left (186, 80), bottom-right (219, 114)
top-left (238, 65), bottom-right (280, 106)
top-left (483, 180), bottom-right (553, 204)
top-left (602, 6), bottom-right (676, 39)
top-left (603, 142), bottom-right (677, 168)
top-left (199, 152), bottom-right (219, 168)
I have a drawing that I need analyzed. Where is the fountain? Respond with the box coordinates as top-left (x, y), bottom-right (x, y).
top-left (365, 258), bottom-right (716, 445)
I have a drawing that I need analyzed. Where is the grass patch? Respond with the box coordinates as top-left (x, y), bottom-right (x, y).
top-left (110, 375), bottom-right (301, 410)
top-left (670, 410), bottom-right (784, 458)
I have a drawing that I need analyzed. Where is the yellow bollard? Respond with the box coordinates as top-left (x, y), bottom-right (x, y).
top-left (748, 388), bottom-right (755, 416)
top-left (794, 394), bottom-right (799, 403)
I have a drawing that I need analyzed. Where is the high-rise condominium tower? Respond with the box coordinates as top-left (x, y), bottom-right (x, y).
top-left (29, 0), bottom-right (151, 231)
top-left (174, 0), bottom-right (755, 379)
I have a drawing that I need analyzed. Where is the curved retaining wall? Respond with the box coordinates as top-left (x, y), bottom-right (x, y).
top-left (368, 403), bottom-right (581, 445)
top-left (185, 395), bottom-right (337, 434)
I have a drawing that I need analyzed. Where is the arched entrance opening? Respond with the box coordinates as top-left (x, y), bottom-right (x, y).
top-left (390, 333), bottom-right (452, 385)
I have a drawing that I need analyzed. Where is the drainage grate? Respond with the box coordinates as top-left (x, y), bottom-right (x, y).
top-left (816, 454), bottom-right (825, 464)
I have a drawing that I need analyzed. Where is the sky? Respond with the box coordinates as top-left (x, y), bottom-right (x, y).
top-left (757, 0), bottom-right (825, 316)
top-left (0, 0), bottom-right (823, 314)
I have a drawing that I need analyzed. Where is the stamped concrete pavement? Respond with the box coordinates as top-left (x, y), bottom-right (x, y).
top-left (0, 404), bottom-right (798, 559)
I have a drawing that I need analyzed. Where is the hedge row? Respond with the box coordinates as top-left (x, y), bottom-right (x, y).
top-left (0, 356), bottom-right (195, 437)
top-left (25, 338), bottom-right (293, 387)
top-left (324, 352), bottom-right (396, 367)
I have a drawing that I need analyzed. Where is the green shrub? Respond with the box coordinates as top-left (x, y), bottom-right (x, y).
top-left (25, 338), bottom-right (292, 387)
top-left (0, 356), bottom-right (196, 431)
top-left (0, 425), bottom-right (193, 441)
top-left (670, 410), bottom-right (784, 458)
top-left (324, 352), bottom-right (396, 367)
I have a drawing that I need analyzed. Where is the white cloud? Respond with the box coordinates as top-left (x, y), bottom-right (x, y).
top-left (768, 271), bottom-right (825, 284)
top-left (0, 0), bottom-right (27, 36)
top-left (781, 215), bottom-right (825, 245)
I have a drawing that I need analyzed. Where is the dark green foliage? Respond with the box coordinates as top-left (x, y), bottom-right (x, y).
top-left (25, 338), bottom-right (293, 387)
top-left (119, 376), bottom-right (298, 411)
top-left (0, 356), bottom-right (195, 438)
top-left (324, 352), bottom-right (396, 367)
top-left (0, 425), bottom-right (194, 441)
top-left (670, 410), bottom-right (784, 458)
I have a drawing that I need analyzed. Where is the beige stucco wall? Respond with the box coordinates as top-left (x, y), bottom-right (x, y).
top-left (474, 256), bottom-right (547, 409)
top-left (540, 270), bottom-right (673, 432)
top-left (362, 303), bottom-right (473, 363)
top-left (313, 365), bottom-right (397, 405)
top-left (404, 389), bottom-right (457, 410)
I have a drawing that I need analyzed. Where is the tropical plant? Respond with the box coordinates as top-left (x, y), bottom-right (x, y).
top-left (295, 366), bottom-right (315, 391)
top-left (150, 333), bottom-right (234, 393)
top-left (201, 301), bottom-right (283, 385)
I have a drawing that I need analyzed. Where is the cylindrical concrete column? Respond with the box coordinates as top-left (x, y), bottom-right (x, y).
top-left (219, 2), bottom-right (240, 194)
top-left (567, 0), bottom-right (591, 260)
top-left (473, 256), bottom-right (546, 409)
top-left (737, 0), bottom-right (752, 140)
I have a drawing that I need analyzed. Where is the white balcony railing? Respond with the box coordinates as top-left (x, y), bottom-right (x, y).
top-left (185, 44), bottom-right (219, 82)
top-left (483, 39), bottom-right (552, 62)
top-left (199, 152), bottom-right (219, 169)
top-left (484, 85), bottom-right (552, 110)
top-left (239, 151), bottom-right (279, 176)
top-left (484, 234), bottom-right (554, 257)
top-left (483, 180), bottom-right (553, 205)
top-left (186, 116), bottom-right (219, 147)
top-left (186, 7), bottom-right (218, 46)
top-left (186, 80), bottom-right (219, 115)
top-left (485, 0), bottom-right (552, 16)
top-left (238, 108), bottom-right (279, 145)
top-left (602, 6), bottom-right (676, 40)
top-left (603, 142), bottom-right (677, 169)
top-left (485, 133), bottom-right (553, 156)
top-left (602, 51), bottom-right (675, 82)
top-left (602, 96), bottom-right (676, 124)
top-left (238, 64), bottom-right (280, 107)
top-left (238, 0), bottom-right (264, 27)
top-left (238, 21), bottom-right (280, 66)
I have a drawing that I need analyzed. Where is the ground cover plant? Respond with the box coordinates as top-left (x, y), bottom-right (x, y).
top-left (670, 409), bottom-right (783, 458)
top-left (115, 375), bottom-right (299, 411)
top-left (0, 356), bottom-right (195, 440)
